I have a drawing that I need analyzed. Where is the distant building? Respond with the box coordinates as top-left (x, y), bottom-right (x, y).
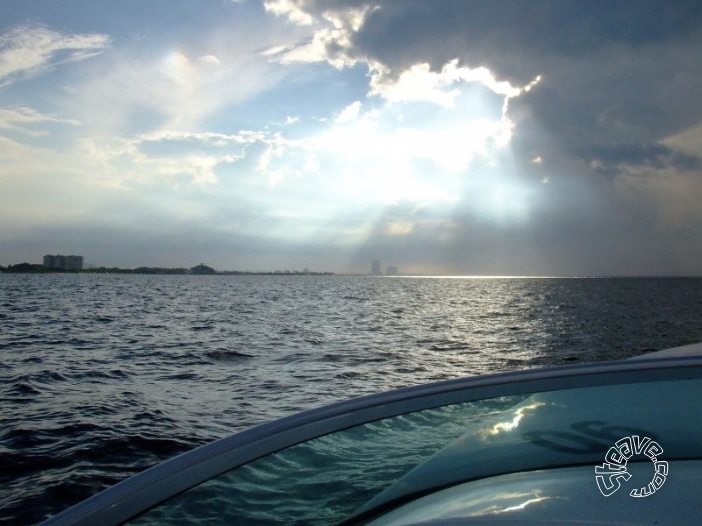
top-left (66, 255), bottom-right (83, 270)
top-left (371, 260), bottom-right (381, 275)
top-left (386, 265), bottom-right (399, 276)
top-left (44, 254), bottom-right (83, 271)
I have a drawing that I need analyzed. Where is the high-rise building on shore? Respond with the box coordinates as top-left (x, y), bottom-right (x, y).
top-left (371, 259), bottom-right (381, 275)
top-left (44, 254), bottom-right (84, 271)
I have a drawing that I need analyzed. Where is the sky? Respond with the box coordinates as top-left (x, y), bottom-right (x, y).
top-left (1, 0), bottom-right (701, 275)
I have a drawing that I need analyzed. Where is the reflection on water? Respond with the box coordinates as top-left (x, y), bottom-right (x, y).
top-left (129, 397), bottom-right (526, 526)
top-left (2, 275), bottom-right (702, 524)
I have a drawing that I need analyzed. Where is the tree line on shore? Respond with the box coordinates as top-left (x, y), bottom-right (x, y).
top-left (0, 263), bottom-right (333, 276)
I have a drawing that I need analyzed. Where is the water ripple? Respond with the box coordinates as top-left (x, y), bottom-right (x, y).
top-left (1, 275), bottom-right (701, 525)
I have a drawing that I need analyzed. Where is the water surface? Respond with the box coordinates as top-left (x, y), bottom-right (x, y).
top-left (1, 275), bottom-right (701, 524)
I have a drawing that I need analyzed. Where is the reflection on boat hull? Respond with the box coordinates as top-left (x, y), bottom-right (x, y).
top-left (364, 461), bottom-right (702, 525)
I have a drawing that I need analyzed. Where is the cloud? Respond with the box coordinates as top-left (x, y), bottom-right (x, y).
top-left (663, 123), bottom-right (702, 158)
top-left (0, 106), bottom-right (80, 137)
top-left (136, 130), bottom-right (262, 150)
top-left (62, 26), bottom-right (296, 135)
top-left (0, 25), bottom-right (110, 87)
top-left (199, 54), bottom-right (221, 66)
top-left (264, 0), bottom-right (316, 26)
top-left (369, 59), bottom-right (533, 107)
top-left (3, 1), bottom-right (702, 275)
top-left (335, 100), bottom-right (361, 123)
top-left (265, 1), bottom-right (702, 174)
top-left (76, 130), bottom-right (263, 186)
top-left (347, 1), bottom-right (702, 81)
top-left (262, 1), bottom-right (543, 177)
top-left (257, 97), bottom-right (506, 200)
top-left (579, 142), bottom-right (702, 178)
top-left (267, 1), bottom-right (375, 69)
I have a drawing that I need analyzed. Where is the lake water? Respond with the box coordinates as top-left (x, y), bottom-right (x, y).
top-left (1, 274), bottom-right (701, 524)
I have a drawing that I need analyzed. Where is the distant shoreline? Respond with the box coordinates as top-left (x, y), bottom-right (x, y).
top-left (0, 264), bottom-right (336, 276)
top-left (1, 265), bottom-right (701, 279)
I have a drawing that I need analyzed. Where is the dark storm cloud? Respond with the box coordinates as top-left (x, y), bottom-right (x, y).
top-left (299, 0), bottom-right (702, 81)
top-left (578, 143), bottom-right (702, 177)
top-left (375, 1), bottom-right (697, 74)
top-left (303, 0), bottom-right (702, 175)
top-left (508, 47), bottom-right (702, 169)
top-left (354, 173), bottom-right (702, 276)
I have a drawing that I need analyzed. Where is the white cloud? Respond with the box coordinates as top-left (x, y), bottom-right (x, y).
top-left (68, 42), bottom-right (288, 134)
top-left (384, 221), bottom-right (415, 236)
top-left (371, 63), bottom-right (460, 108)
top-left (369, 60), bottom-right (540, 109)
top-left (135, 129), bottom-right (262, 146)
top-left (268, 2), bottom-right (374, 69)
top-left (250, 88), bottom-right (514, 205)
top-left (77, 138), bottom-right (229, 186)
top-left (0, 25), bottom-right (110, 87)
top-left (199, 54), bottom-right (221, 66)
top-left (312, 111), bottom-right (505, 175)
top-left (255, 132), bottom-right (302, 187)
top-left (261, 44), bottom-right (289, 57)
top-left (279, 26), bottom-right (360, 68)
top-left (263, 0), bottom-right (315, 26)
top-left (323, 5), bottom-right (373, 33)
top-left (77, 129), bottom-right (263, 187)
top-left (335, 100), bottom-right (361, 123)
top-left (0, 106), bottom-right (80, 136)
top-left (663, 123), bottom-right (702, 158)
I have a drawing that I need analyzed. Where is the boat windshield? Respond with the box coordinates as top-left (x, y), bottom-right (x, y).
top-left (123, 370), bottom-right (702, 525)
top-left (126, 395), bottom-right (526, 525)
